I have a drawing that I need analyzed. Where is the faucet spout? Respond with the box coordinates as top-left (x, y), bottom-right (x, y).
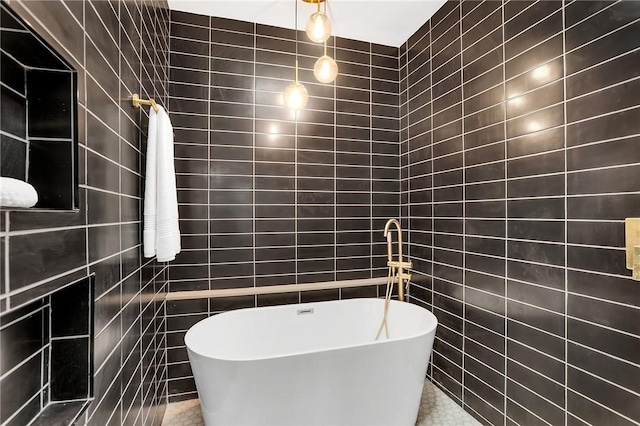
top-left (383, 218), bottom-right (401, 238)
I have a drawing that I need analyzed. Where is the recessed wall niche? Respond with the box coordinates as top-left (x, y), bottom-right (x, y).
top-left (0, 275), bottom-right (94, 425)
top-left (0, 1), bottom-right (78, 210)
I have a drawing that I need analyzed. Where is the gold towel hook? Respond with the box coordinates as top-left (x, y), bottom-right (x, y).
top-left (131, 93), bottom-right (159, 113)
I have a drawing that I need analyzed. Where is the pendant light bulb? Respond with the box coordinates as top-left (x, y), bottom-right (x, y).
top-left (283, 81), bottom-right (309, 110)
top-left (305, 11), bottom-right (332, 43)
top-left (314, 54), bottom-right (338, 84)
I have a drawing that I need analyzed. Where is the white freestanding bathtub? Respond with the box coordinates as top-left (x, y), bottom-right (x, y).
top-left (185, 298), bottom-right (438, 426)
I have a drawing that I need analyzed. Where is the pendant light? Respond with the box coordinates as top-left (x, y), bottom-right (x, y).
top-left (283, 60), bottom-right (309, 110)
top-left (305, 0), bottom-right (332, 43)
top-left (283, 0), bottom-right (309, 110)
top-left (314, 39), bottom-right (338, 84)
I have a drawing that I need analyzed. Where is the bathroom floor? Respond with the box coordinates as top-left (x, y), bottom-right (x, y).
top-left (161, 380), bottom-right (481, 426)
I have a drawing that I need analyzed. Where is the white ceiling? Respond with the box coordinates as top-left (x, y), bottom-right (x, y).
top-left (168, 0), bottom-right (446, 47)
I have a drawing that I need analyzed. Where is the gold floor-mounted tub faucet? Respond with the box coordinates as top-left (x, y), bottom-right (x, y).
top-left (376, 219), bottom-right (414, 340)
top-left (383, 218), bottom-right (412, 302)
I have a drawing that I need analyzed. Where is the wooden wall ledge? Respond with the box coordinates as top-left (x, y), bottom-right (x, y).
top-left (166, 277), bottom-right (396, 300)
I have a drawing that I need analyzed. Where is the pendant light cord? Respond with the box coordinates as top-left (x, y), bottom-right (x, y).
top-left (323, 0), bottom-right (327, 56)
top-left (295, 0), bottom-right (299, 82)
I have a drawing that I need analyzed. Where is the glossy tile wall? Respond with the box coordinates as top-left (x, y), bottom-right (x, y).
top-left (166, 10), bottom-right (400, 401)
top-left (401, 1), bottom-right (640, 425)
top-left (0, 0), bottom-right (170, 424)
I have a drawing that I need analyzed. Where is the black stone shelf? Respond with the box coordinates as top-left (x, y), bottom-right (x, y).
top-left (31, 400), bottom-right (91, 426)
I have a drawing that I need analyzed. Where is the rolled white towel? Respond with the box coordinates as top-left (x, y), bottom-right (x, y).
top-left (0, 177), bottom-right (38, 208)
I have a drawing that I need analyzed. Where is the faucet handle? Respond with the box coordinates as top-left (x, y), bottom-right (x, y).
top-left (387, 261), bottom-right (412, 269)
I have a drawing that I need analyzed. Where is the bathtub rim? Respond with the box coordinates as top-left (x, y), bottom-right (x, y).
top-left (185, 298), bottom-right (438, 362)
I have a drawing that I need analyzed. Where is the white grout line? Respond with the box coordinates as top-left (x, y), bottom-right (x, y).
top-left (455, 4), bottom-right (470, 412)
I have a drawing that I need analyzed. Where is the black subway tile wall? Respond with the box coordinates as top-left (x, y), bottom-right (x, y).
top-left (0, 0), bottom-right (169, 425)
top-left (401, 1), bottom-right (640, 425)
top-left (3, 1), bottom-right (639, 423)
top-left (167, 10), bottom-right (400, 401)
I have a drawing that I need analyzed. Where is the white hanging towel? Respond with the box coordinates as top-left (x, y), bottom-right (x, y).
top-left (143, 105), bottom-right (181, 262)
